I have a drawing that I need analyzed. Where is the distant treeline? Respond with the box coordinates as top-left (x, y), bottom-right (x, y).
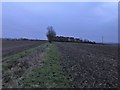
top-left (2, 38), bottom-right (45, 41)
top-left (46, 26), bottom-right (96, 44)
top-left (52, 36), bottom-right (96, 44)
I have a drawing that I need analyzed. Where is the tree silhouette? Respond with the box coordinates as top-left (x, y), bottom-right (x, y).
top-left (46, 26), bottom-right (56, 43)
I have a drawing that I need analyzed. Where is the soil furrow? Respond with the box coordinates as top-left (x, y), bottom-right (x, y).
top-left (55, 42), bottom-right (118, 88)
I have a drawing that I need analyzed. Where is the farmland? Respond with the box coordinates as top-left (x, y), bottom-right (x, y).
top-left (2, 40), bottom-right (118, 88)
top-left (2, 40), bottom-right (49, 88)
top-left (2, 40), bottom-right (46, 58)
top-left (56, 42), bottom-right (118, 88)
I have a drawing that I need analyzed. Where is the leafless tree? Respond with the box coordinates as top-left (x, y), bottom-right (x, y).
top-left (46, 26), bottom-right (56, 43)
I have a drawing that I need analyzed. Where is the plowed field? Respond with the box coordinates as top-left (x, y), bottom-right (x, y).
top-left (55, 42), bottom-right (118, 88)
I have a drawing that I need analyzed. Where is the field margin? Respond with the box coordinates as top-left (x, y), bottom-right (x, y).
top-left (19, 43), bottom-right (69, 88)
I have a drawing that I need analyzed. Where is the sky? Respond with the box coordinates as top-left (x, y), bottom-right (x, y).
top-left (2, 2), bottom-right (118, 43)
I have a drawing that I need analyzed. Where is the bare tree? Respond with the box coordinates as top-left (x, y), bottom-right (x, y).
top-left (46, 26), bottom-right (56, 43)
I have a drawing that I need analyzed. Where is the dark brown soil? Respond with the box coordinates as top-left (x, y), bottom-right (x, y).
top-left (55, 42), bottom-right (118, 88)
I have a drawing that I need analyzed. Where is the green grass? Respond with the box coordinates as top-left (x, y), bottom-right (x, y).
top-left (20, 44), bottom-right (69, 88)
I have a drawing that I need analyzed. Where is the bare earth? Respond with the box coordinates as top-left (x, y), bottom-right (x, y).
top-left (55, 42), bottom-right (118, 88)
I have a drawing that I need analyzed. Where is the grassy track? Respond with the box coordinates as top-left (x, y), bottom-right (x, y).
top-left (2, 46), bottom-right (38, 71)
top-left (2, 43), bottom-right (48, 88)
top-left (19, 43), bottom-right (69, 88)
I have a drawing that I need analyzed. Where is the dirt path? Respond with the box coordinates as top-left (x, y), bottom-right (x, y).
top-left (55, 42), bottom-right (118, 88)
top-left (2, 43), bottom-right (49, 88)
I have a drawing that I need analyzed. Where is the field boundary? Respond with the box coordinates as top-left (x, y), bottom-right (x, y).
top-left (19, 43), bottom-right (69, 88)
top-left (2, 43), bottom-right (48, 88)
top-left (2, 43), bottom-right (47, 61)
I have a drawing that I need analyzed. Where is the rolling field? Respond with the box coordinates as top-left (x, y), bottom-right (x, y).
top-left (2, 40), bottom-right (46, 58)
top-left (2, 41), bottom-right (118, 88)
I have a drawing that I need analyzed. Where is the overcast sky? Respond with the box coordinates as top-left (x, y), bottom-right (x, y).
top-left (2, 2), bottom-right (118, 43)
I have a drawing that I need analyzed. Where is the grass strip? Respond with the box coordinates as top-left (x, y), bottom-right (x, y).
top-left (20, 44), bottom-right (69, 88)
top-left (2, 43), bottom-right (49, 88)
top-left (2, 43), bottom-right (47, 70)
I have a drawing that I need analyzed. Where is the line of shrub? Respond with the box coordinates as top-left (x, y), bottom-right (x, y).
top-left (52, 36), bottom-right (96, 44)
